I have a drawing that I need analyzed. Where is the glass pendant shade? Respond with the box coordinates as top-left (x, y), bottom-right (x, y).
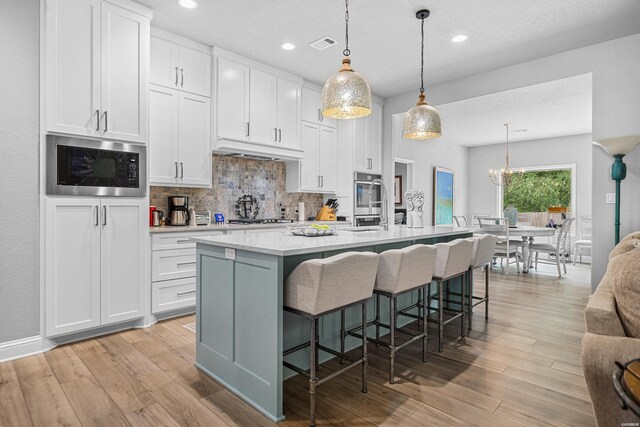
top-left (321, 58), bottom-right (372, 119)
top-left (402, 93), bottom-right (441, 140)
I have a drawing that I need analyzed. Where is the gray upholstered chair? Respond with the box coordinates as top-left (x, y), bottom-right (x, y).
top-left (364, 244), bottom-right (437, 384)
top-left (283, 251), bottom-right (379, 427)
top-left (465, 235), bottom-right (498, 330)
top-left (427, 239), bottom-right (474, 352)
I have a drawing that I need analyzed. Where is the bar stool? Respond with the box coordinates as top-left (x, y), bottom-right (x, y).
top-left (427, 239), bottom-right (474, 352)
top-left (283, 251), bottom-right (379, 427)
top-left (351, 245), bottom-right (436, 384)
top-left (466, 235), bottom-right (498, 330)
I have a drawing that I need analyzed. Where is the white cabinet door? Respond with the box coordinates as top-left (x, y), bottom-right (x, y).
top-left (318, 126), bottom-right (337, 193)
top-left (45, 0), bottom-right (101, 137)
top-left (46, 198), bottom-right (101, 337)
top-left (100, 2), bottom-right (149, 143)
top-left (100, 199), bottom-right (146, 325)
top-left (300, 122), bottom-right (320, 191)
top-left (179, 46), bottom-right (211, 97)
top-left (277, 78), bottom-right (300, 149)
top-left (368, 103), bottom-right (382, 174)
top-left (301, 86), bottom-right (321, 124)
top-left (249, 69), bottom-right (277, 144)
top-left (216, 57), bottom-right (250, 141)
top-left (353, 117), bottom-right (369, 171)
top-left (150, 35), bottom-right (180, 90)
top-left (178, 93), bottom-right (211, 186)
top-left (149, 85), bottom-right (179, 185)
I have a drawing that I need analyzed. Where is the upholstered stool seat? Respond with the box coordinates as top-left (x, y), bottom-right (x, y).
top-left (283, 251), bottom-right (379, 427)
top-left (427, 239), bottom-right (474, 352)
top-left (355, 244), bottom-right (436, 384)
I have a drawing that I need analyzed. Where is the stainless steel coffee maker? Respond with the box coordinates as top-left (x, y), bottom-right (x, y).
top-left (168, 196), bottom-right (189, 226)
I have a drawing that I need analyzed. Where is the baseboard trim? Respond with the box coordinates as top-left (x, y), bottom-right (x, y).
top-left (0, 336), bottom-right (56, 363)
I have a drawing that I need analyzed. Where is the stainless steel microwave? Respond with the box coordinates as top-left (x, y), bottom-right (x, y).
top-left (46, 135), bottom-right (146, 197)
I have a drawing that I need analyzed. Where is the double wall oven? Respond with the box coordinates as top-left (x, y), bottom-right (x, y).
top-left (46, 135), bottom-right (146, 197)
top-left (353, 172), bottom-right (382, 227)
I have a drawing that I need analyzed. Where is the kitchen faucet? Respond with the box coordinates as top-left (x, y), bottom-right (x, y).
top-left (368, 178), bottom-right (389, 231)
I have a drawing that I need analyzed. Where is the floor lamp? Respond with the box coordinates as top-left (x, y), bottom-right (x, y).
top-left (594, 136), bottom-right (640, 244)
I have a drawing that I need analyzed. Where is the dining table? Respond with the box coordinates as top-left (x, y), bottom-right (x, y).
top-left (479, 225), bottom-right (557, 273)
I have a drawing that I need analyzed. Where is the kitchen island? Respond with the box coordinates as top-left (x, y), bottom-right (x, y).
top-left (193, 226), bottom-right (473, 422)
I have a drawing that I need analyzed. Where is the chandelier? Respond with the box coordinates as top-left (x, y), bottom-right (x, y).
top-left (489, 123), bottom-right (524, 186)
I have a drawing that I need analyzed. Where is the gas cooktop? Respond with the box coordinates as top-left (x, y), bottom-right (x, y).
top-left (227, 218), bottom-right (294, 225)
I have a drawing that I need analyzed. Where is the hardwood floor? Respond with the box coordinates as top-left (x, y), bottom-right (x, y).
top-left (0, 263), bottom-right (595, 427)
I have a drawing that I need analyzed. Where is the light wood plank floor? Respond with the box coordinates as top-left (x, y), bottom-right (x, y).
top-left (0, 263), bottom-right (595, 427)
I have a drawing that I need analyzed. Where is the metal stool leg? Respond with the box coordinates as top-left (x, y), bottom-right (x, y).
top-left (361, 301), bottom-right (368, 393)
top-left (460, 273), bottom-right (466, 340)
top-left (485, 267), bottom-right (490, 319)
top-left (389, 296), bottom-right (396, 384)
top-left (339, 309), bottom-right (345, 364)
top-left (422, 285), bottom-right (428, 362)
top-left (375, 294), bottom-right (380, 342)
top-left (417, 288), bottom-right (422, 329)
top-left (438, 280), bottom-right (444, 352)
top-left (309, 318), bottom-right (317, 427)
top-left (467, 268), bottom-right (474, 331)
top-left (315, 318), bottom-right (320, 371)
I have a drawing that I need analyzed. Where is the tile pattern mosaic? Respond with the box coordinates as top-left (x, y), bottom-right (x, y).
top-left (150, 154), bottom-right (325, 220)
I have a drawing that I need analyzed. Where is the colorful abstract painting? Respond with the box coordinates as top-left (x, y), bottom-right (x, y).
top-left (433, 167), bottom-right (454, 225)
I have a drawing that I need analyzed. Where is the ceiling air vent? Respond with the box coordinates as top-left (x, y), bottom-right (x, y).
top-left (309, 37), bottom-right (337, 51)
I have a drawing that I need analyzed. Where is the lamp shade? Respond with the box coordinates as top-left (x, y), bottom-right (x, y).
top-left (321, 58), bottom-right (372, 119)
top-left (402, 93), bottom-right (441, 140)
top-left (594, 135), bottom-right (640, 156)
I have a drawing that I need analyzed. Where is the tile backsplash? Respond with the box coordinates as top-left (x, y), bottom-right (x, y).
top-left (150, 154), bottom-right (324, 220)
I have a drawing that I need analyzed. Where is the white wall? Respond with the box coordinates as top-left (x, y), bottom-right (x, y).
top-left (392, 114), bottom-right (469, 225)
top-left (468, 134), bottom-right (593, 224)
top-left (0, 0), bottom-right (40, 343)
top-left (382, 33), bottom-right (640, 290)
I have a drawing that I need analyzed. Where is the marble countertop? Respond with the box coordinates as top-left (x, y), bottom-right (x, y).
top-left (193, 225), bottom-right (474, 256)
top-left (149, 220), bottom-right (347, 234)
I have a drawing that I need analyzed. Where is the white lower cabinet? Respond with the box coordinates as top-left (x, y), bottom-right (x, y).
top-left (152, 277), bottom-right (197, 314)
top-left (46, 197), bottom-right (147, 337)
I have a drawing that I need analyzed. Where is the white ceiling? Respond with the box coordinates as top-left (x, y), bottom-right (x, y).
top-left (433, 73), bottom-right (593, 147)
top-left (135, 0), bottom-right (640, 98)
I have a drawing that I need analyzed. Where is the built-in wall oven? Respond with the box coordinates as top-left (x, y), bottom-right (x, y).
top-left (354, 172), bottom-right (382, 226)
top-left (46, 135), bottom-right (146, 197)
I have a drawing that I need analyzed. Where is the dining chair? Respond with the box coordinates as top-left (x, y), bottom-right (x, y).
top-left (529, 218), bottom-right (575, 277)
top-left (478, 217), bottom-right (520, 276)
top-left (453, 215), bottom-right (469, 227)
top-left (573, 215), bottom-right (592, 265)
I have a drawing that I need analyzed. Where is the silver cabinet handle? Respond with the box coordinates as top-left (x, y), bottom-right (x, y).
top-left (96, 110), bottom-right (100, 131)
top-left (102, 205), bottom-right (107, 226)
top-left (175, 67), bottom-right (179, 86)
top-left (177, 290), bottom-right (196, 297)
top-left (318, 108), bottom-right (322, 123)
top-left (278, 129), bottom-right (282, 142)
top-left (94, 205), bottom-right (99, 226)
top-left (176, 239), bottom-right (191, 244)
top-left (180, 68), bottom-right (184, 87)
top-left (274, 127), bottom-right (278, 142)
top-left (104, 111), bottom-right (108, 133)
top-left (317, 176), bottom-right (320, 188)
top-left (177, 261), bottom-right (196, 266)
top-left (321, 176), bottom-right (324, 188)
top-left (180, 162), bottom-right (184, 179)
top-left (175, 162), bottom-right (179, 179)
top-left (246, 122), bottom-right (250, 137)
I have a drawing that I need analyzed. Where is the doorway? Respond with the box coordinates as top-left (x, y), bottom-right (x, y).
top-left (394, 157), bottom-right (414, 225)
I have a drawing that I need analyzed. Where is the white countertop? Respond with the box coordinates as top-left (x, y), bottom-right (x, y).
top-left (149, 220), bottom-right (347, 234)
top-left (193, 225), bottom-right (474, 256)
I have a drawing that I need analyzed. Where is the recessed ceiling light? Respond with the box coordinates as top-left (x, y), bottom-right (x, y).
top-left (451, 34), bottom-right (468, 43)
top-left (177, 0), bottom-right (198, 9)
top-left (281, 42), bottom-right (296, 51)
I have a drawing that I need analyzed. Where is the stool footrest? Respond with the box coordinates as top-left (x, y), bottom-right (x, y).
top-left (317, 344), bottom-right (357, 364)
top-left (283, 341), bottom-right (310, 356)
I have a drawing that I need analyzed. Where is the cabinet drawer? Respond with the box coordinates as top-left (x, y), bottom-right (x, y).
top-left (152, 248), bottom-right (196, 281)
top-left (152, 277), bottom-right (196, 314)
top-left (151, 231), bottom-right (224, 250)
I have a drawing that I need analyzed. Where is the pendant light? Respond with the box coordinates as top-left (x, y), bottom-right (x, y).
top-left (402, 9), bottom-right (441, 140)
top-left (488, 123), bottom-right (524, 186)
top-left (321, 0), bottom-right (372, 119)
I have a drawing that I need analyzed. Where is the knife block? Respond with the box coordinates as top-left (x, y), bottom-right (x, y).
top-left (315, 206), bottom-right (336, 221)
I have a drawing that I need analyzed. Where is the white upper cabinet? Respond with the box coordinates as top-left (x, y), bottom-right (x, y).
top-left (216, 56), bottom-right (250, 142)
top-left (353, 117), bottom-right (369, 172)
top-left (213, 48), bottom-right (302, 159)
top-left (299, 122), bottom-right (320, 191)
top-left (301, 85), bottom-right (336, 128)
top-left (318, 126), bottom-right (338, 192)
top-left (352, 103), bottom-right (383, 174)
top-left (178, 92), bottom-right (211, 186)
top-left (150, 30), bottom-right (211, 97)
top-left (45, 0), bottom-right (151, 143)
top-left (149, 85), bottom-right (179, 185)
top-left (286, 122), bottom-right (336, 194)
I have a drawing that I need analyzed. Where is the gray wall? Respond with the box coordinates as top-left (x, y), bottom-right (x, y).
top-left (0, 0), bottom-right (40, 343)
top-left (383, 33), bottom-right (640, 290)
top-left (468, 133), bottom-right (593, 223)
